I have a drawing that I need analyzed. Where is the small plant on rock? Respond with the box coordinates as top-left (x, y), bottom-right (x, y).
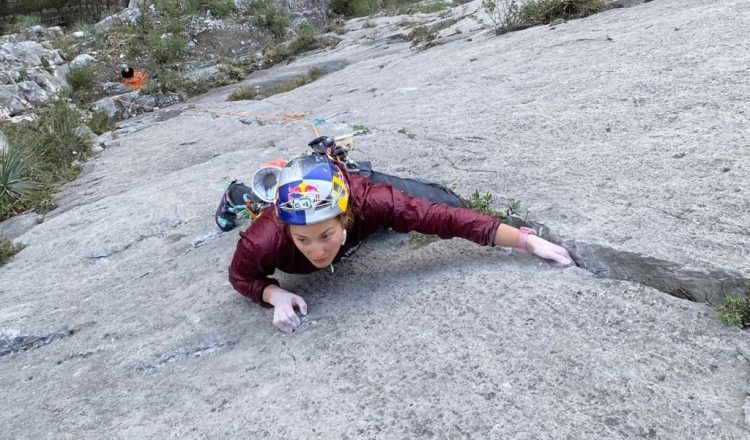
top-left (246, 0), bottom-right (291, 40)
top-left (520, 0), bottom-right (606, 25)
top-left (467, 190), bottom-right (521, 221)
top-left (0, 237), bottom-right (26, 266)
top-left (14, 15), bottom-right (41, 31)
top-left (67, 64), bottom-right (95, 92)
top-left (89, 110), bottom-right (117, 135)
top-left (227, 86), bottom-right (258, 101)
top-left (482, 0), bottom-right (525, 34)
top-left (0, 148), bottom-right (38, 219)
top-left (715, 282), bottom-right (750, 328)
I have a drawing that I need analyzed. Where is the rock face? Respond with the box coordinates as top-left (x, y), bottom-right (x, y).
top-left (0, 0), bottom-right (124, 32)
top-left (0, 39), bottom-right (68, 118)
top-left (1, 0), bottom-right (749, 438)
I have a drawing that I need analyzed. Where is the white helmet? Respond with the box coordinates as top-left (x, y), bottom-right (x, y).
top-left (275, 156), bottom-right (349, 225)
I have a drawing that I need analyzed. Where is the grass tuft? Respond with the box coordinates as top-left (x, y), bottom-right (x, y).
top-left (0, 237), bottom-right (25, 266)
top-left (227, 86), bottom-right (258, 101)
top-left (89, 110), bottom-right (117, 135)
top-left (467, 190), bottom-right (521, 221)
top-left (483, 0), bottom-right (605, 34)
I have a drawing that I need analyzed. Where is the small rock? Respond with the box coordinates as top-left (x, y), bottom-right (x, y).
top-left (91, 96), bottom-right (123, 119)
top-left (118, 8), bottom-right (142, 24)
top-left (0, 85), bottom-right (27, 116)
top-left (17, 80), bottom-right (50, 105)
top-left (0, 212), bottom-right (38, 240)
top-left (95, 131), bottom-right (115, 146)
top-left (102, 82), bottom-right (134, 95)
top-left (46, 26), bottom-right (63, 36)
top-left (94, 16), bottom-right (117, 34)
top-left (29, 25), bottom-right (46, 36)
top-left (70, 54), bottom-right (97, 68)
top-left (72, 31), bottom-right (87, 39)
top-left (75, 125), bottom-right (97, 142)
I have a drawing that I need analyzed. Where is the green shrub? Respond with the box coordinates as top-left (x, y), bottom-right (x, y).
top-left (716, 295), bottom-right (750, 328)
top-left (482, 0), bottom-right (525, 34)
top-left (467, 190), bottom-right (520, 221)
top-left (0, 148), bottom-right (38, 219)
top-left (71, 19), bottom-right (93, 33)
top-left (247, 0), bottom-right (291, 40)
top-left (14, 14), bottom-right (41, 30)
top-left (142, 71), bottom-right (211, 97)
top-left (330, 0), bottom-right (378, 17)
top-left (147, 33), bottom-right (188, 64)
top-left (324, 19), bottom-right (347, 35)
top-left (238, 67), bottom-right (327, 100)
top-left (262, 25), bottom-right (338, 66)
top-left (187, 0), bottom-right (236, 17)
top-left (1, 100), bottom-right (90, 218)
top-left (89, 110), bottom-right (117, 135)
top-left (263, 67), bottom-right (327, 97)
top-left (520, 0), bottom-right (605, 24)
top-left (0, 237), bottom-right (25, 266)
top-left (36, 101), bottom-right (90, 174)
top-left (288, 24), bottom-right (322, 53)
top-left (407, 17), bottom-right (458, 48)
top-left (67, 64), bottom-right (96, 91)
top-left (227, 86), bottom-right (259, 101)
top-left (483, 0), bottom-right (605, 34)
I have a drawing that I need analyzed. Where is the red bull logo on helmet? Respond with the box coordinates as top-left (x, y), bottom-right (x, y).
top-left (287, 182), bottom-right (320, 210)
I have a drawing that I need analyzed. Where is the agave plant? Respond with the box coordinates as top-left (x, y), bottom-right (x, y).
top-left (0, 148), bottom-right (38, 217)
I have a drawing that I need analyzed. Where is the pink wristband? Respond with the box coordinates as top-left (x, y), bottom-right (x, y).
top-left (515, 227), bottom-right (536, 250)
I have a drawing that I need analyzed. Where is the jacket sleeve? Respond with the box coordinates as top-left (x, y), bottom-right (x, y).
top-left (354, 174), bottom-right (502, 246)
top-left (228, 225), bottom-right (280, 308)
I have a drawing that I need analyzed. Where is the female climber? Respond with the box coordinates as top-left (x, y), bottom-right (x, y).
top-left (226, 148), bottom-right (574, 333)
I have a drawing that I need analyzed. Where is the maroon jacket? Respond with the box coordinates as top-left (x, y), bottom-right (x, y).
top-left (228, 164), bottom-right (502, 306)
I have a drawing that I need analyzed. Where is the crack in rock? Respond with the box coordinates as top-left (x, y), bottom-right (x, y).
top-left (138, 339), bottom-right (237, 373)
top-left (513, 218), bottom-right (749, 303)
top-left (0, 328), bottom-right (76, 358)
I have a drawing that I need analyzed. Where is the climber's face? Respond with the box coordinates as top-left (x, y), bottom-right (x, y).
top-left (288, 217), bottom-right (345, 268)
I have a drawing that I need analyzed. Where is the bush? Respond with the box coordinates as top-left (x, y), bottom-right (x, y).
top-left (187, 0), bottom-right (237, 17)
top-left (14, 15), bottom-right (41, 30)
top-left (407, 17), bottom-right (458, 48)
top-left (233, 67), bottom-right (327, 101)
top-left (482, 0), bottom-right (525, 34)
top-left (262, 25), bottom-right (338, 66)
top-left (36, 101), bottom-right (90, 174)
top-left (0, 237), bottom-right (25, 266)
top-left (330, 0), bottom-right (377, 17)
top-left (521, 0), bottom-right (605, 24)
top-left (263, 67), bottom-right (327, 97)
top-left (467, 190), bottom-right (520, 221)
top-left (89, 110), bottom-right (117, 135)
top-left (483, 0), bottom-right (605, 34)
top-left (67, 64), bottom-right (96, 92)
top-left (0, 148), bottom-right (38, 219)
top-left (147, 33), bottom-right (189, 64)
top-left (227, 86), bottom-right (259, 101)
top-left (716, 295), bottom-right (750, 328)
top-left (288, 24), bottom-right (322, 53)
top-left (142, 71), bottom-right (211, 97)
top-left (247, 0), bottom-right (291, 40)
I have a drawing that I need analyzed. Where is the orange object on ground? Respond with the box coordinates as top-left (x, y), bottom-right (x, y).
top-left (122, 70), bottom-right (149, 90)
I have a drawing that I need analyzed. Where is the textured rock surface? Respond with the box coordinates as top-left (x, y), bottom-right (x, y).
top-left (1, 0), bottom-right (749, 438)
